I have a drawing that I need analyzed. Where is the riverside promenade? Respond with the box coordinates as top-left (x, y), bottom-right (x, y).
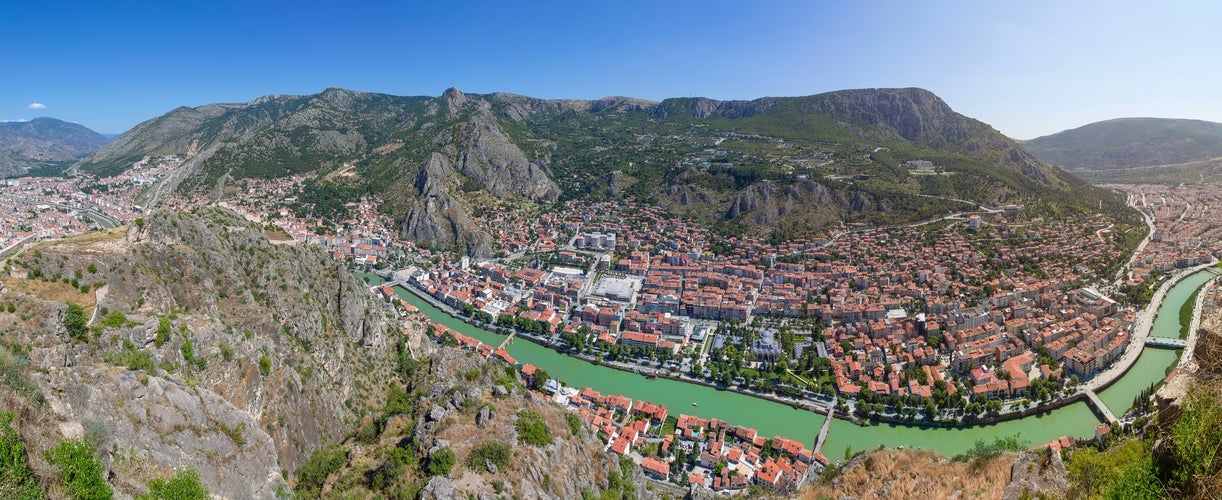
top-left (1077, 260), bottom-right (1218, 422)
top-left (1179, 270), bottom-right (1221, 370)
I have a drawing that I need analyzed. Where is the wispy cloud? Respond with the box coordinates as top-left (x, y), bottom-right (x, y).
top-left (1, 119), bottom-right (29, 123)
top-left (27, 103), bottom-right (45, 110)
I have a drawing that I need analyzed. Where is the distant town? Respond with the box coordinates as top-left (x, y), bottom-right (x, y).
top-left (3, 156), bottom-right (1220, 493)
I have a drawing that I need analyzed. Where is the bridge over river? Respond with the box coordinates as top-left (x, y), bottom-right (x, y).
top-left (1084, 390), bottom-right (1118, 425)
top-left (369, 268), bottom-right (1218, 458)
top-left (1144, 336), bottom-right (1187, 349)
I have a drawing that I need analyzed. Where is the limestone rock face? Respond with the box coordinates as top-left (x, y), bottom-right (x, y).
top-left (1002, 448), bottom-right (1069, 500)
top-left (726, 180), bottom-right (841, 223)
top-left (396, 349), bottom-right (653, 500)
top-left (421, 475), bottom-right (456, 500)
top-left (76, 85), bottom-right (1117, 253)
top-left (51, 369), bottom-right (289, 499)
top-left (8, 209), bottom-right (409, 496)
top-left (401, 153), bottom-right (494, 257)
top-left (454, 112), bottom-right (559, 201)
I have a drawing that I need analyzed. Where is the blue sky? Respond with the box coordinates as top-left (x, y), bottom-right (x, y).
top-left (2, 0), bottom-right (1219, 138)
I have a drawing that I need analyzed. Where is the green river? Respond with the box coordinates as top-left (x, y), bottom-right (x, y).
top-left (367, 269), bottom-right (1217, 457)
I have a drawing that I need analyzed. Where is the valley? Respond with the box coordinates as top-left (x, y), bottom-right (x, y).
top-left (1, 86), bottom-right (1220, 498)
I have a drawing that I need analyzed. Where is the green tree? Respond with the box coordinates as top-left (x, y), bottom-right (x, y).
top-left (529, 368), bottom-right (551, 392)
top-left (64, 303), bottom-right (89, 342)
top-left (516, 410), bottom-right (552, 447)
top-left (566, 413), bottom-right (582, 435)
top-left (426, 448), bottom-right (456, 476)
top-left (297, 445), bottom-right (346, 497)
top-left (464, 440), bottom-right (512, 473)
top-left (155, 318), bottom-right (171, 347)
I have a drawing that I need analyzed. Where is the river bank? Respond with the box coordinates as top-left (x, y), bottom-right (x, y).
top-left (366, 268), bottom-right (1216, 456)
top-left (389, 268), bottom-right (1202, 427)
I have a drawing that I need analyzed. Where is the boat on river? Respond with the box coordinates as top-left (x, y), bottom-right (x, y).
top-left (691, 402), bottom-right (699, 407)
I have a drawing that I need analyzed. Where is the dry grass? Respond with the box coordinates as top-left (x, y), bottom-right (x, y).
top-left (263, 230), bottom-right (293, 242)
top-left (2, 277), bottom-right (96, 311)
top-left (31, 228), bottom-right (127, 255)
top-left (800, 448), bottom-right (1015, 500)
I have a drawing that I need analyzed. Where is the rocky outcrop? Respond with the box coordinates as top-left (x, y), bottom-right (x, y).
top-left (11, 209), bottom-right (403, 482)
top-left (651, 88), bottom-right (972, 145)
top-left (803, 448), bottom-right (1016, 499)
top-left (805, 88), bottom-right (971, 145)
top-left (453, 112), bottom-right (559, 201)
top-left (401, 153), bottom-right (494, 257)
top-left (48, 368), bottom-right (289, 498)
top-left (666, 184), bottom-right (713, 206)
top-left (651, 97), bottom-right (776, 120)
top-left (1002, 448), bottom-right (1070, 500)
top-left (320, 347), bottom-right (651, 499)
top-left (726, 180), bottom-right (839, 223)
top-left (591, 171), bottom-right (637, 198)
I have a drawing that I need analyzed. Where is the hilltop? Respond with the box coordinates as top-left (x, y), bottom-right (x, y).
top-left (76, 87), bottom-right (1131, 255)
top-left (1024, 117), bottom-right (1222, 183)
top-left (0, 117), bottom-right (109, 177)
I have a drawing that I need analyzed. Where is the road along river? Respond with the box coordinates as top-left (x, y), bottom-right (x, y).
top-left (372, 269), bottom-right (1216, 457)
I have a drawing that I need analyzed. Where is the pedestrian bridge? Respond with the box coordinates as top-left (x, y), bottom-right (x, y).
top-left (1084, 390), bottom-right (1118, 424)
top-left (1145, 337), bottom-right (1188, 349)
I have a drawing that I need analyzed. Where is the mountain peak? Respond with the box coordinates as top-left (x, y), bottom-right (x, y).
top-left (442, 86), bottom-right (466, 106)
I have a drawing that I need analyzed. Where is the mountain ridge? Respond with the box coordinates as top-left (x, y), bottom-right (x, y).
top-left (76, 86), bottom-right (1133, 254)
top-left (0, 117), bottom-right (109, 176)
top-left (1023, 117), bottom-right (1222, 182)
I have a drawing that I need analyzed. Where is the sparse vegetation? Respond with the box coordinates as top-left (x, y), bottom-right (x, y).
top-left (425, 447), bottom-right (456, 476)
top-left (516, 409), bottom-right (552, 447)
top-left (465, 440), bottom-right (512, 473)
top-left (297, 445), bottom-right (346, 497)
top-left (952, 434), bottom-right (1028, 465)
top-left (154, 317), bottom-right (170, 347)
top-left (1067, 386), bottom-right (1222, 498)
top-left (99, 311), bottom-right (128, 328)
top-left (180, 339), bottom-right (203, 369)
top-left (107, 339), bottom-right (154, 372)
top-left (137, 468), bottom-right (209, 500)
top-left (567, 412), bottom-right (582, 435)
top-left (216, 421), bottom-right (246, 447)
top-left (0, 412), bottom-right (42, 499)
top-left (45, 439), bottom-right (113, 500)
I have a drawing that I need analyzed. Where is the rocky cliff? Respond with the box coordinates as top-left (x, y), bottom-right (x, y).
top-left (0, 209), bottom-right (651, 497)
top-left (303, 347), bottom-right (652, 499)
top-left (402, 153), bottom-right (495, 256)
top-left (0, 209), bottom-right (403, 496)
top-left (799, 447), bottom-right (1068, 500)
